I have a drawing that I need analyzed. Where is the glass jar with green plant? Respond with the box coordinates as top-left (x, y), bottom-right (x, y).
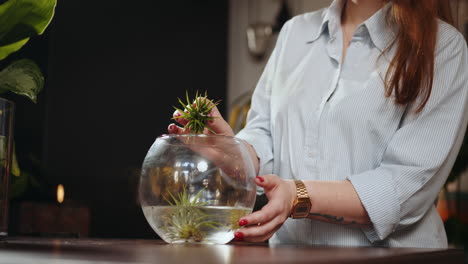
top-left (139, 92), bottom-right (257, 244)
top-left (0, 0), bottom-right (56, 199)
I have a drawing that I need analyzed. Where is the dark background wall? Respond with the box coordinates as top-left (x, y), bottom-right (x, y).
top-left (8, 0), bottom-right (228, 238)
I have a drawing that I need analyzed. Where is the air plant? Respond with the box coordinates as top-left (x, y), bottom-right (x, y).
top-left (162, 187), bottom-right (221, 242)
top-left (173, 91), bottom-right (220, 134)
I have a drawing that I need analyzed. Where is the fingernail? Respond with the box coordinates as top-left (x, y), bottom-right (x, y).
top-left (193, 103), bottom-right (197, 108)
top-left (175, 113), bottom-right (180, 117)
top-left (256, 176), bottom-right (264, 182)
top-left (234, 232), bottom-right (244, 241)
top-left (169, 124), bottom-right (176, 130)
top-left (238, 219), bottom-right (248, 226)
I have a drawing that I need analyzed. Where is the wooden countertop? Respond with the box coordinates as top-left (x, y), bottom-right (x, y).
top-left (0, 237), bottom-right (464, 264)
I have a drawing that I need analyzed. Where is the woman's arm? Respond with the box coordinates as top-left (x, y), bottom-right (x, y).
top-left (305, 180), bottom-right (371, 226)
top-left (168, 98), bottom-right (261, 175)
top-left (168, 18), bottom-right (292, 177)
top-left (236, 176), bottom-right (370, 242)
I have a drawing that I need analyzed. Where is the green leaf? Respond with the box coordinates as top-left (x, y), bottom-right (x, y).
top-left (0, 59), bottom-right (44, 102)
top-left (0, 0), bottom-right (57, 60)
top-left (11, 141), bottom-right (20, 177)
top-left (0, 38), bottom-right (29, 61)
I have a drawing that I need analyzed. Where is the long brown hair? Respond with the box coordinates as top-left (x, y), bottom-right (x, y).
top-left (385, 0), bottom-right (455, 112)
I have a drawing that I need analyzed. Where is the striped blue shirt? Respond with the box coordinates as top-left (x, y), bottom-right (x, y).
top-left (236, 0), bottom-right (468, 248)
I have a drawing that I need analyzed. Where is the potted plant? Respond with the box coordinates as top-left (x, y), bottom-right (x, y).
top-left (0, 0), bottom-right (56, 235)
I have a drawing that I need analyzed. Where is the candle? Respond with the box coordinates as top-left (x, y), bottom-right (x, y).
top-left (14, 184), bottom-right (90, 237)
top-left (57, 184), bottom-right (64, 204)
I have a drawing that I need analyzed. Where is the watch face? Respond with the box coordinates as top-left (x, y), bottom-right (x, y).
top-left (296, 205), bottom-right (309, 214)
top-left (293, 203), bottom-right (311, 218)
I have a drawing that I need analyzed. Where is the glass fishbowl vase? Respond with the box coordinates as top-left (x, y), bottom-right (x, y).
top-left (139, 134), bottom-right (257, 244)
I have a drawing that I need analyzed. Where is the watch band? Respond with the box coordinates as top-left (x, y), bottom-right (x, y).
top-left (294, 180), bottom-right (309, 199)
top-left (290, 180), bottom-right (312, 218)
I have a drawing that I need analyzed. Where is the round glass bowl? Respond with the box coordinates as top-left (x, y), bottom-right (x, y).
top-left (139, 134), bottom-right (257, 244)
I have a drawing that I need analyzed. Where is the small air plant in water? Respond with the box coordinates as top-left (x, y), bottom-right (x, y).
top-left (173, 91), bottom-right (220, 134)
top-left (162, 187), bottom-right (222, 242)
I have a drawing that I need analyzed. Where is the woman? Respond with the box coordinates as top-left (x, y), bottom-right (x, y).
top-left (169, 0), bottom-right (468, 248)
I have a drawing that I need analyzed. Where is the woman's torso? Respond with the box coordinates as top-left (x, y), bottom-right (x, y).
top-left (267, 2), bottom-right (458, 247)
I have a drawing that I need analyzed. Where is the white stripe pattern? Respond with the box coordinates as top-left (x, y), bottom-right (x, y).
top-left (236, 0), bottom-right (468, 248)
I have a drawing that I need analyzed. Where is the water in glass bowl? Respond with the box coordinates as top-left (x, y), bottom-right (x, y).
top-left (142, 205), bottom-right (252, 244)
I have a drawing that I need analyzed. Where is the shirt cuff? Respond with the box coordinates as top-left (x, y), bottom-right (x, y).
top-left (348, 170), bottom-right (400, 242)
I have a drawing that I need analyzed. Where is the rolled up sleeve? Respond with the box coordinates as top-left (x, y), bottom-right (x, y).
top-left (348, 30), bottom-right (468, 242)
top-left (236, 56), bottom-right (275, 178)
top-left (236, 21), bottom-right (292, 179)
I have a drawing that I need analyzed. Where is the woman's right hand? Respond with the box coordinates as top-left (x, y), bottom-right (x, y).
top-left (236, 174), bottom-right (296, 242)
top-left (167, 99), bottom-right (234, 137)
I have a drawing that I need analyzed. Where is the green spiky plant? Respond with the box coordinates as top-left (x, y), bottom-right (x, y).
top-left (162, 187), bottom-right (221, 242)
top-left (173, 91), bottom-right (220, 134)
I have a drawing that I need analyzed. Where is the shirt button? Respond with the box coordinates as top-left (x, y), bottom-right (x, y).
top-left (354, 42), bottom-right (362, 48)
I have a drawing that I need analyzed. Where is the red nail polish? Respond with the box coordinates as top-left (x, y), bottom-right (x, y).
top-left (175, 113), bottom-right (180, 117)
top-left (234, 232), bottom-right (244, 241)
top-left (169, 124), bottom-right (175, 130)
top-left (238, 219), bottom-right (248, 226)
top-left (256, 176), bottom-right (264, 182)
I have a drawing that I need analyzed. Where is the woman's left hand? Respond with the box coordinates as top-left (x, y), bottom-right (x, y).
top-left (236, 175), bottom-right (296, 242)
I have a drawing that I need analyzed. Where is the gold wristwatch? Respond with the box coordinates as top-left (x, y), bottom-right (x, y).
top-left (290, 180), bottom-right (311, 219)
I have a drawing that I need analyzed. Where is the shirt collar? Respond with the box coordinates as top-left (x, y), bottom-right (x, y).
top-left (364, 3), bottom-right (395, 51)
top-left (308, 0), bottom-right (396, 52)
top-left (308, 0), bottom-right (343, 43)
